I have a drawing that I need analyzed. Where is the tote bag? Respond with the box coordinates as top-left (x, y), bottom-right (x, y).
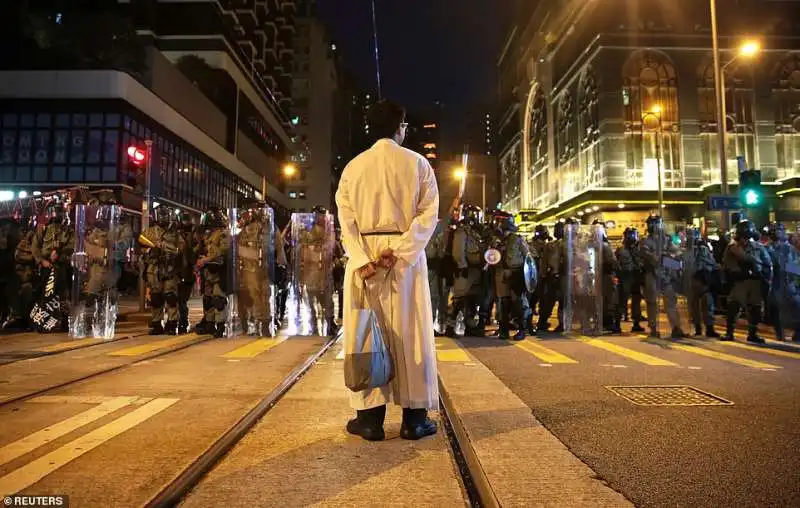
top-left (344, 270), bottom-right (394, 392)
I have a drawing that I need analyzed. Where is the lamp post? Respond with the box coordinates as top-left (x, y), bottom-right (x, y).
top-left (642, 106), bottom-right (664, 216)
top-left (454, 167), bottom-right (486, 212)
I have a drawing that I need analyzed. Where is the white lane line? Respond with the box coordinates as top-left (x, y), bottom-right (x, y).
top-left (0, 397), bottom-right (138, 467)
top-left (0, 398), bottom-right (178, 497)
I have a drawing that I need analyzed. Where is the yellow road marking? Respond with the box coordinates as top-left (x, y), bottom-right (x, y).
top-left (36, 338), bottom-right (102, 353)
top-left (109, 334), bottom-right (200, 357)
top-left (670, 343), bottom-right (781, 369)
top-left (0, 398), bottom-right (178, 496)
top-left (29, 395), bottom-right (124, 405)
top-left (515, 340), bottom-right (577, 364)
top-left (222, 338), bottom-right (284, 358)
top-left (436, 337), bottom-right (471, 362)
top-left (579, 337), bottom-right (677, 366)
top-left (710, 339), bottom-right (800, 360)
top-left (0, 397), bottom-right (138, 467)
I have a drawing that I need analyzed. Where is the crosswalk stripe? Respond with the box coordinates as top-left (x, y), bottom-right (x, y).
top-left (109, 334), bottom-right (201, 357)
top-left (711, 339), bottom-right (800, 360)
top-left (36, 338), bottom-right (103, 353)
top-left (578, 337), bottom-right (677, 366)
top-left (0, 396), bottom-right (138, 467)
top-left (515, 339), bottom-right (577, 364)
top-left (436, 337), bottom-right (471, 362)
top-left (222, 338), bottom-right (284, 358)
top-left (0, 398), bottom-right (178, 497)
top-left (669, 342), bottom-right (782, 369)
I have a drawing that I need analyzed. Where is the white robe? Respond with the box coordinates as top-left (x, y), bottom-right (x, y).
top-left (336, 138), bottom-right (440, 410)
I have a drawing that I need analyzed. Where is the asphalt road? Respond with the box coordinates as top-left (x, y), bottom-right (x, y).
top-left (459, 315), bottom-right (800, 507)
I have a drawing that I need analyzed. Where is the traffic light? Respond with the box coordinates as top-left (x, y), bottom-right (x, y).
top-left (125, 145), bottom-right (147, 189)
top-left (738, 169), bottom-right (762, 208)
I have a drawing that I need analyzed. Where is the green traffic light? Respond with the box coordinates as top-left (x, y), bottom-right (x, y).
top-left (744, 189), bottom-right (760, 206)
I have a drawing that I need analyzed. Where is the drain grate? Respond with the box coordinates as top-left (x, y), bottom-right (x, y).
top-left (606, 385), bottom-right (733, 406)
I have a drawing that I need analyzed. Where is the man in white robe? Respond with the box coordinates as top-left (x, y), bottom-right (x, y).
top-left (336, 100), bottom-right (440, 441)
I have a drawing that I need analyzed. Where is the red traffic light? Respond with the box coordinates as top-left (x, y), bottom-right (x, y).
top-left (127, 145), bottom-right (146, 165)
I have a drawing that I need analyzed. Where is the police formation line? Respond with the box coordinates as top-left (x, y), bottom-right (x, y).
top-left (0, 193), bottom-right (346, 340)
top-left (425, 206), bottom-right (800, 344)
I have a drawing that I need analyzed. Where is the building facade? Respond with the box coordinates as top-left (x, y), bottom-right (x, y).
top-left (0, 0), bottom-right (298, 224)
top-left (498, 0), bottom-right (800, 231)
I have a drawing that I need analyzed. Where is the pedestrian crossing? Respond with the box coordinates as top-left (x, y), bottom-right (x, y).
top-left (442, 333), bottom-right (797, 371)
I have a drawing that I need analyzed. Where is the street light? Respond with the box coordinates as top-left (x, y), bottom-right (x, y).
top-left (453, 167), bottom-right (486, 212)
top-left (642, 105), bottom-right (664, 216)
top-left (282, 163), bottom-right (298, 178)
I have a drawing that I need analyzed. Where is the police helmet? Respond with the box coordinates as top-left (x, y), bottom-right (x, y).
top-left (646, 215), bottom-right (662, 235)
top-left (767, 222), bottom-right (786, 242)
top-left (45, 200), bottom-right (67, 225)
top-left (201, 206), bottom-right (226, 228)
top-left (461, 205), bottom-right (482, 226)
top-left (734, 219), bottom-right (757, 241)
top-left (623, 227), bottom-right (639, 247)
top-left (493, 211), bottom-right (516, 233)
top-left (553, 221), bottom-right (565, 240)
top-left (312, 205), bottom-right (328, 215)
top-left (592, 219), bottom-right (608, 241)
top-left (534, 224), bottom-right (550, 240)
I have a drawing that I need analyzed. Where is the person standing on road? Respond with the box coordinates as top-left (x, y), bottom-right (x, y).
top-left (336, 100), bottom-right (440, 442)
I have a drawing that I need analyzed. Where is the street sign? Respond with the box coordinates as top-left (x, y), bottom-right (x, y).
top-left (707, 195), bottom-right (741, 211)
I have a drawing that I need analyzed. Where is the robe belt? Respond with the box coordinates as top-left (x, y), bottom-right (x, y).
top-left (362, 231), bottom-right (402, 237)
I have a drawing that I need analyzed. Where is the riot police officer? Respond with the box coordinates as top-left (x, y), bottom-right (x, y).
top-left (196, 206), bottom-right (230, 338)
top-left (537, 220), bottom-right (568, 333)
top-left (616, 227), bottom-right (645, 332)
top-left (493, 212), bottom-right (532, 340)
top-left (0, 215), bottom-right (19, 327)
top-left (32, 200), bottom-right (75, 332)
top-left (640, 215), bottom-right (684, 339)
top-left (446, 205), bottom-right (485, 337)
top-left (722, 219), bottom-right (772, 343)
top-left (685, 228), bottom-right (720, 338)
top-left (591, 220), bottom-right (620, 333)
top-left (765, 222), bottom-right (800, 342)
top-left (140, 206), bottom-right (186, 335)
top-left (298, 205), bottom-right (337, 337)
top-left (3, 210), bottom-right (35, 331)
top-left (236, 203), bottom-right (274, 337)
top-left (425, 220), bottom-right (446, 334)
top-left (528, 225), bottom-right (550, 317)
top-left (178, 211), bottom-right (198, 334)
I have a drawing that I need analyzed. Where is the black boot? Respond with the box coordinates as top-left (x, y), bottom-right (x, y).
top-left (445, 326), bottom-right (457, 338)
top-left (214, 322), bottom-right (225, 338)
top-left (631, 322), bottom-right (645, 333)
top-left (193, 320), bottom-right (211, 335)
top-left (164, 320), bottom-right (178, 336)
top-left (327, 317), bottom-right (339, 337)
top-left (525, 317), bottom-right (536, 336)
top-left (346, 405), bottom-right (386, 441)
top-left (705, 326), bottom-right (720, 339)
top-left (469, 317), bottom-right (486, 338)
top-left (255, 320), bottom-right (273, 337)
top-left (400, 408), bottom-right (437, 440)
top-left (722, 306), bottom-right (737, 341)
top-left (671, 327), bottom-right (687, 340)
top-left (498, 325), bottom-right (510, 340)
top-left (694, 325), bottom-right (703, 337)
top-left (513, 328), bottom-right (526, 341)
top-left (178, 320), bottom-right (189, 335)
top-left (149, 321), bottom-right (164, 335)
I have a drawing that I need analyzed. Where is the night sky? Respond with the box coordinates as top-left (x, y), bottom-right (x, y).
top-left (316, 0), bottom-right (513, 153)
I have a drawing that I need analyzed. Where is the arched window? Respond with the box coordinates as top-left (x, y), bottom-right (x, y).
top-left (501, 142), bottom-right (521, 211)
top-left (579, 67), bottom-right (601, 189)
top-left (529, 88), bottom-right (549, 208)
top-left (698, 58), bottom-right (756, 185)
top-left (622, 50), bottom-right (682, 189)
top-left (774, 55), bottom-right (800, 179)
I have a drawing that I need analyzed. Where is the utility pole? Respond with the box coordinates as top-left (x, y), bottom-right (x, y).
top-left (710, 0), bottom-right (729, 230)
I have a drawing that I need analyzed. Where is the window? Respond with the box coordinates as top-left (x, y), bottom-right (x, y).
top-left (774, 55), bottom-right (800, 179)
top-left (622, 50), bottom-right (682, 189)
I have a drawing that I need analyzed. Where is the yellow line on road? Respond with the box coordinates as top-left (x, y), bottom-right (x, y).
top-left (0, 398), bottom-right (178, 497)
top-left (579, 337), bottom-right (677, 366)
top-left (671, 343), bottom-right (781, 369)
top-left (36, 338), bottom-right (102, 353)
top-left (109, 334), bottom-right (200, 357)
top-left (711, 339), bottom-right (800, 360)
top-left (222, 338), bottom-right (284, 358)
top-left (515, 340), bottom-right (577, 364)
top-left (436, 337), bottom-right (471, 362)
top-left (0, 396), bottom-right (138, 467)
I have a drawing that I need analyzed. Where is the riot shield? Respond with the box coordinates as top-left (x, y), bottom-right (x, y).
top-left (230, 206), bottom-right (276, 337)
top-left (564, 224), bottom-right (605, 336)
top-left (289, 212), bottom-right (335, 336)
top-left (680, 233), bottom-right (697, 329)
top-left (70, 204), bottom-right (122, 339)
top-left (224, 208), bottom-right (241, 338)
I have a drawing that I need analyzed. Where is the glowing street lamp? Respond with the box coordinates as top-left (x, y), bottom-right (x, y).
top-left (282, 163), bottom-right (298, 178)
top-left (453, 166), bottom-right (466, 180)
top-left (738, 40), bottom-right (760, 58)
top-left (453, 166), bottom-right (485, 212)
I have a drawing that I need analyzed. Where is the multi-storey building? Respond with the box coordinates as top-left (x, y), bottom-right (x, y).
top-left (498, 0), bottom-right (800, 230)
top-left (0, 0), bottom-right (298, 224)
top-left (465, 108), bottom-right (495, 156)
top-left (288, 0), bottom-right (339, 211)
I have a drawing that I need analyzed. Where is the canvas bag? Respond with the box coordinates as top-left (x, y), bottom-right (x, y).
top-left (344, 269), bottom-right (394, 392)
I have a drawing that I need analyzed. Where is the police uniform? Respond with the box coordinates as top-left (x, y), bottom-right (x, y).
top-left (3, 217), bottom-right (34, 330)
top-left (425, 221), bottom-right (446, 332)
top-left (237, 212), bottom-right (272, 336)
top-left (494, 218), bottom-right (532, 340)
top-left (199, 218), bottom-right (230, 337)
top-left (528, 226), bottom-right (550, 317)
top-left (615, 228), bottom-right (645, 332)
top-left (32, 208), bottom-right (75, 332)
top-left (446, 207), bottom-right (485, 337)
top-left (178, 217), bottom-right (199, 334)
top-left (140, 216), bottom-right (186, 335)
top-left (722, 220), bottom-right (772, 343)
top-left (0, 219), bottom-right (18, 325)
top-left (765, 224), bottom-right (800, 342)
top-left (537, 222), bottom-right (568, 333)
top-left (685, 232), bottom-right (719, 337)
top-left (298, 211), bottom-right (336, 336)
top-left (639, 216), bottom-right (684, 338)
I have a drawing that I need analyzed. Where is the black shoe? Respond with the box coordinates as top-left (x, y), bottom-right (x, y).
top-left (746, 334), bottom-right (765, 344)
top-left (400, 408), bottom-right (437, 440)
top-left (720, 334), bottom-right (734, 341)
top-left (671, 328), bottom-right (686, 340)
top-left (649, 328), bottom-right (660, 338)
top-left (164, 320), bottom-right (178, 336)
top-left (346, 418), bottom-right (385, 441)
top-left (631, 324), bottom-right (645, 333)
top-left (513, 329), bottom-right (526, 341)
top-left (149, 322), bottom-right (164, 335)
top-left (445, 326), bottom-right (457, 338)
top-left (327, 318), bottom-right (339, 337)
top-left (178, 321), bottom-right (189, 335)
top-left (552, 324), bottom-right (564, 333)
top-left (193, 320), bottom-right (211, 335)
top-left (434, 330), bottom-right (445, 337)
top-left (498, 327), bottom-right (510, 340)
top-left (214, 323), bottom-right (225, 338)
top-left (694, 326), bottom-right (703, 337)
top-left (705, 327), bottom-right (720, 339)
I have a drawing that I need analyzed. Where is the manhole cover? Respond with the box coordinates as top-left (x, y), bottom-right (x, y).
top-left (606, 385), bottom-right (733, 406)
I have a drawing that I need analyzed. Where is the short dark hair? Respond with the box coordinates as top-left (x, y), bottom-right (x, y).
top-left (368, 100), bottom-right (406, 141)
